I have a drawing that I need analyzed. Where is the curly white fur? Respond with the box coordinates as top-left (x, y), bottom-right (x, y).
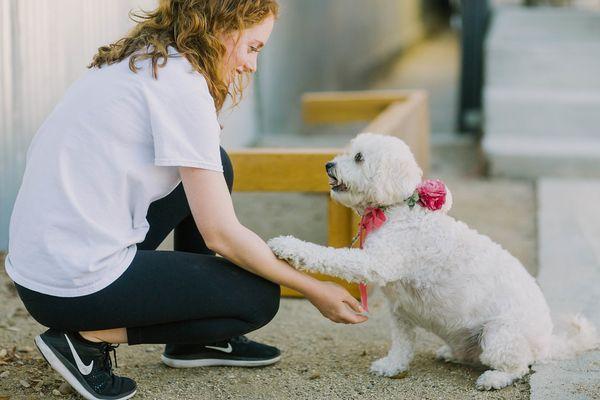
top-left (268, 132), bottom-right (599, 390)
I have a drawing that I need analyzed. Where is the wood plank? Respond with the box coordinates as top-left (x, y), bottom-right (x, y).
top-left (302, 90), bottom-right (410, 124)
top-left (228, 148), bottom-right (342, 192)
top-left (364, 91), bottom-right (430, 176)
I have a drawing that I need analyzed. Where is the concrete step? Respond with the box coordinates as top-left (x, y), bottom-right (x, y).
top-left (485, 88), bottom-right (600, 139)
top-left (486, 7), bottom-right (600, 91)
top-left (531, 178), bottom-right (600, 400)
top-left (482, 135), bottom-right (600, 179)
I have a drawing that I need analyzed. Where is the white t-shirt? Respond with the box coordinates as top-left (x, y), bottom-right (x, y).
top-left (5, 46), bottom-right (223, 297)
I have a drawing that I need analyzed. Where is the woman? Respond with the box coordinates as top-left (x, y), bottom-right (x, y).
top-left (5, 1), bottom-right (367, 399)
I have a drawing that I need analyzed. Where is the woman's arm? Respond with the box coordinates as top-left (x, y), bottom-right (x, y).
top-left (179, 166), bottom-right (367, 324)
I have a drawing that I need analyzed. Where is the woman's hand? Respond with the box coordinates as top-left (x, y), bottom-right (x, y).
top-left (303, 281), bottom-right (368, 324)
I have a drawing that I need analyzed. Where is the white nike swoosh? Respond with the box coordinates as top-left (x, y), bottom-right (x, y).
top-left (205, 343), bottom-right (233, 353)
top-left (65, 334), bottom-right (94, 375)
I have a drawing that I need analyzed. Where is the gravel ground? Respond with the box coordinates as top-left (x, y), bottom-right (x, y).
top-left (0, 144), bottom-right (537, 399)
top-left (0, 266), bottom-right (531, 400)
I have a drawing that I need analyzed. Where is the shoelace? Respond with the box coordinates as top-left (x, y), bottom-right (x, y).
top-left (102, 343), bottom-right (120, 371)
top-left (231, 335), bottom-right (250, 344)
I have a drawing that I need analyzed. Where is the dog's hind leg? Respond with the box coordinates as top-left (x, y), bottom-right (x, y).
top-left (370, 301), bottom-right (416, 377)
top-left (476, 322), bottom-right (532, 390)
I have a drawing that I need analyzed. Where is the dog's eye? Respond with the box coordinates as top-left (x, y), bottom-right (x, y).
top-left (354, 152), bottom-right (364, 163)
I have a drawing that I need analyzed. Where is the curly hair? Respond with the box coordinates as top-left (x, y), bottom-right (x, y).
top-left (88, 0), bottom-right (279, 112)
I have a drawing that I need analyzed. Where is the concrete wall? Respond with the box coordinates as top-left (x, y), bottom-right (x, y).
top-left (256, 0), bottom-right (426, 136)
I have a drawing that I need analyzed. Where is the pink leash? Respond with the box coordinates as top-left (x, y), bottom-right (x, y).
top-left (356, 207), bottom-right (387, 312)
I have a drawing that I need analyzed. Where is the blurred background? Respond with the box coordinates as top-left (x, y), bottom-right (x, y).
top-left (2, 0), bottom-right (600, 251)
top-left (2, 0), bottom-right (600, 250)
top-left (1, 1), bottom-right (600, 398)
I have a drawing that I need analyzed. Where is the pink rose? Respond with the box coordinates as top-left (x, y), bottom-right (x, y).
top-left (416, 179), bottom-right (446, 211)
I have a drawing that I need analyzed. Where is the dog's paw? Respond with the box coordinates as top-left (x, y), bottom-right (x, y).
top-left (435, 345), bottom-right (456, 363)
top-left (267, 235), bottom-right (307, 267)
top-left (475, 370), bottom-right (516, 391)
top-left (370, 357), bottom-right (409, 378)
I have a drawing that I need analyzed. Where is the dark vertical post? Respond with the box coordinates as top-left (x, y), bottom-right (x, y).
top-left (458, 0), bottom-right (490, 133)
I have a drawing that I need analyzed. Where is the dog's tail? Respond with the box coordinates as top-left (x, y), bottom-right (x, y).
top-left (543, 314), bottom-right (599, 361)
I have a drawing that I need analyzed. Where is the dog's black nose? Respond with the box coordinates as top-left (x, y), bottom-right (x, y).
top-left (325, 162), bottom-right (335, 171)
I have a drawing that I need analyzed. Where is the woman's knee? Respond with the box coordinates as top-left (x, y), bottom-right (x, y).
top-left (247, 279), bottom-right (280, 329)
top-left (220, 146), bottom-right (234, 193)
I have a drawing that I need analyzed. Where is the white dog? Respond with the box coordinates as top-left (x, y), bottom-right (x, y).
top-left (268, 132), bottom-right (598, 390)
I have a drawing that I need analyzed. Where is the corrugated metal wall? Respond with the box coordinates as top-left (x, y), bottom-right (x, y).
top-left (0, 0), bottom-right (155, 250)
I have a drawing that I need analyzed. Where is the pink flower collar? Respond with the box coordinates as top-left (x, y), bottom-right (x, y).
top-left (405, 179), bottom-right (447, 211)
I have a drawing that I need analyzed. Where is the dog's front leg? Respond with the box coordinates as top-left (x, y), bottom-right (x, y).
top-left (370, 300), bottom-right (416, 377)
top-left (267, 235), bottom-right (383, 284)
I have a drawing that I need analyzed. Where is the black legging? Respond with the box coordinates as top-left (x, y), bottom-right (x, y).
top-left (15, 146), bottom-right (281, 345)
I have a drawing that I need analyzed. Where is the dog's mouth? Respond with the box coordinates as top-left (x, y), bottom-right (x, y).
top-left (327, 172), bottom-right (348, 192)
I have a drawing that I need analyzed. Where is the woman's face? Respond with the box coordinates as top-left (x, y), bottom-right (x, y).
top-left (218, 14), bottom-right (275, 84)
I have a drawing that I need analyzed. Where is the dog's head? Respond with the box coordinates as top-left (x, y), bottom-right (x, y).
top-left (326, 133), bottom-right (423, 211)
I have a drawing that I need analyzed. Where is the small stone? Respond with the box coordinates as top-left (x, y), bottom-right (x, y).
top-left (0, 371), bottom-right (8, 378)
top-left (52, 389), bottom-right (61, 396)
top-left (360, 350), bottom-right (367, 356)
top-left (309, 372), bottom-right (320, 380)
top-left (0, 350), bottom-right (6, 358)
top-left (13, 308), bottom-right (28, 317)
top-left (58, 382), bottom-right (72, 395)
top-left (17, 347), bottom-right (33, 353)
top-left (20, 379), bottom-right (30, 388)
top-left (390, 371), bottom-right (409, 379)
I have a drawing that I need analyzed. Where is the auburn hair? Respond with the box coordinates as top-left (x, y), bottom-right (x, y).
top-left (88, 0), bottom-right (279, 112)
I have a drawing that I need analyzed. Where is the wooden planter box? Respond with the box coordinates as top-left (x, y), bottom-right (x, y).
top-left (229, 90), bottom-right (430, 298)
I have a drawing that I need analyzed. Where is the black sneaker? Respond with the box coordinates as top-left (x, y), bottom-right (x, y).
top-left (34, 329), bottom-right (137, 400)
top-left (161, 335), bottom-right (281, 368)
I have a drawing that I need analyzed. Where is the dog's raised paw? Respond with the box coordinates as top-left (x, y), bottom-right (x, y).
top-left (267, 235), bottom-right (297, 257)
top-left (267, 235), bottom-right (307, 267)
top-left (370, 357), bottom-right (409, 378)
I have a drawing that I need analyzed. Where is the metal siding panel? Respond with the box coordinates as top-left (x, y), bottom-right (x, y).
top-left (0, 0), bottom-right (17, 251)
top-left (1, 0), bottom-right (151, 250)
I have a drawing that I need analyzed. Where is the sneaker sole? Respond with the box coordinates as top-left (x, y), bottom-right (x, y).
top-left (34, 335), bottom-right (137, 400)
top-left (160, 353), bottom-right (281, 368)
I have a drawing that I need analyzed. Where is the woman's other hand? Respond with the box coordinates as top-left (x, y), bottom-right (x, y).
top-left (304, 281), bottom-right (368, 324)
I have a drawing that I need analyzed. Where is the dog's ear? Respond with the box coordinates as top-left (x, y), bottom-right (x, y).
top-left (374, 163), bottom-right (422, 205)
